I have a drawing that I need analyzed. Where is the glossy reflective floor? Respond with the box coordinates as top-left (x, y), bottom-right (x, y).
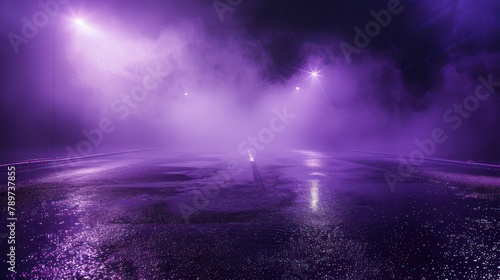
top-left (3, 150), bottom-right (500, 279)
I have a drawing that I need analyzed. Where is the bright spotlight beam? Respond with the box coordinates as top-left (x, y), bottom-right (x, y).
top-left (73, 18), bottom-right (86, 28)
top-left (72, 17), bottom-right (94, 34)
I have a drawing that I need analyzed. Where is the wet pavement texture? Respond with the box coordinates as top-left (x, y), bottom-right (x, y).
top-left (1, 150), bottom-right (499, 279)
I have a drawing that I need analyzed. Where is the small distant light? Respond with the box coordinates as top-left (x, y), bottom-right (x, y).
top-left (295, 86), bottom-right (300, 90)
top-left (184, 92), bottom-right (188, 96)
top-left (311, 71), bottom-right (318, 77)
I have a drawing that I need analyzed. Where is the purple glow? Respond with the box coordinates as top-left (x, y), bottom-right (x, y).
top-left (0, 0), bottom-right (499, 161)
top-left (2, 1), bottom-right (500, 279)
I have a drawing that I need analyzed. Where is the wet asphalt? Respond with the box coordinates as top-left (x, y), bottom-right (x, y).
top-left (1, 150), bottom-right (499, 279)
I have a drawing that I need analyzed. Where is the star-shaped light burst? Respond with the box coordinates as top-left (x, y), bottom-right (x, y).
top-left (66, 5), bottom-right (97, 34)
top-left (296, 63), bottom-right (326, 81)
top-left (295, 65), bottom-right (335, 105)
top-left (307, 67), bottom-right (325, 81)
top-left (297, 65), bottom-right (327, 89)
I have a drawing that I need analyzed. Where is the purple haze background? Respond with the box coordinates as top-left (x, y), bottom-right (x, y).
top-left (1, 0), bottom-right (499, 162)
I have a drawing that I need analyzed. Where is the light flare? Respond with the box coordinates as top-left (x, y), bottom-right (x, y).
top-left (72, 17), bottom-right (95, 34)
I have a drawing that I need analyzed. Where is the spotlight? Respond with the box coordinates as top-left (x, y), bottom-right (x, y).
top-left (295, 86), bottom-right (300, 90)
top-left (184, 92), bottom-right (189, 96)
top-left (73, 18), bottom-right (85, 27)
top-left (72, 17), bottom-right (94, 34)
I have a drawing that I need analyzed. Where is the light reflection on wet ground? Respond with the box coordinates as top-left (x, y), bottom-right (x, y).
top-left (1, 150), bottom-right (499, 279)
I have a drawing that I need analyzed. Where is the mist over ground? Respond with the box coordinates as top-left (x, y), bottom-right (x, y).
top-left (1, 0), bottom-right (499, 162)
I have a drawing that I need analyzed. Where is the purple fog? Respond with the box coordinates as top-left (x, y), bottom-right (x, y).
top-left (1, 0), bottom-right (499, 162)
top-left (1, 1), bottom-right (500, 279)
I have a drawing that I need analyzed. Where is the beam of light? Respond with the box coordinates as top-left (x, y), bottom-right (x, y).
top-left (248, 150), bottom-right (255, 162)
top-left (74, 18), bottom-right (84, 25)
top-left (67, 5), bottom-right (97, 32)
top-left (71, 17), bottom-right (95, 34)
